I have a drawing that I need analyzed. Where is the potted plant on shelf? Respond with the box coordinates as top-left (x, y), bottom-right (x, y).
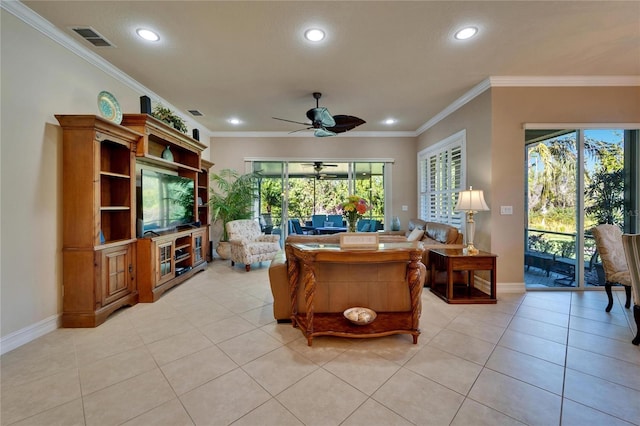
top-left (209, 168), bottom-right (262, 259)
top-left (151, 104), bottom-right (188, 134)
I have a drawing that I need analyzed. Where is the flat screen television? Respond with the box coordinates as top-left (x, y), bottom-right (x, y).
top-left (138, 169), bottom-right (195, 234)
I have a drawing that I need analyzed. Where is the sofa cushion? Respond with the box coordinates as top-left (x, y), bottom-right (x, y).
top-left (424, 222), bottom-right (460, 244)
top-left (406, 218), bottom-right (427, 237)
top-left (407, 228), bottom-right (424, 241)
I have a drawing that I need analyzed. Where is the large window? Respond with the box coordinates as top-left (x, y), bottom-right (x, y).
top-left (418, 130), bottom-right (466, 228)
top-left (250, 160), bottom-right (389, 236)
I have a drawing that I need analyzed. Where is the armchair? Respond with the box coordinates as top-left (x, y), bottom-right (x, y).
top-left (226, 219), bottom-right (281, 271)
top-left (621, 234), bottom-right (640, 345)
top-left (591, 224), bottom-right (631, 312)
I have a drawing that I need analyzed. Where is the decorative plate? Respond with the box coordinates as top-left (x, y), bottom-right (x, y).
top-left (343, 307), bottom-right (377, 325)
top-left (97, 91), bottom-right (122, 124)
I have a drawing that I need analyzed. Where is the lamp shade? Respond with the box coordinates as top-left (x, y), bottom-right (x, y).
top-left (455, 187), bottom-right (489, 212)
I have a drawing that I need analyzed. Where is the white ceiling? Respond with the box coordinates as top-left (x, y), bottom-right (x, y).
top-left (20, 0), bottom-right (640, 135)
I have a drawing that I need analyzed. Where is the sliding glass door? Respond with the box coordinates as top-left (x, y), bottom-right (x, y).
top-left (525, 128), bottom-right (639, 289)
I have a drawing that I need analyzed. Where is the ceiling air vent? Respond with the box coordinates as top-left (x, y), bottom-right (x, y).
top-left (71, 27), bottom-right (114, 47)
top-left (188, 110), bottom-right (204, 117)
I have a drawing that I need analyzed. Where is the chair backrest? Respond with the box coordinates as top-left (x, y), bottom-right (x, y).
top-left (622, 234), bottom-right (640, 304)
top-left (356, 219), bottom-right (378, 232)
top-left (289, 218), bottom-right (304, 234)
top-left (327, 215), bottom-right (343, 227)
top-left (226, 219), bottom-right (261, 242)
top-left (259, 214), bottom-right (273, 234)
top-left (592, 224), bottom-right (628, 278)
top-left (311, 215), bottom-right (326, 228)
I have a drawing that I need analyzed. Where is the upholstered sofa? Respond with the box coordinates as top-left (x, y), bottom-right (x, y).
top-left (268, 220), bottom-right (462, 321)
top-left (403, 218), bottom-right (465, 286)
top-left (268, 234), bottom-right (421, 322)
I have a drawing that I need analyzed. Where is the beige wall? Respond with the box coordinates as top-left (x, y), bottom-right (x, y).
top-left (418, 86), bottom-right (640, 291)
top-left (209, 135), bottom-right (419, 228)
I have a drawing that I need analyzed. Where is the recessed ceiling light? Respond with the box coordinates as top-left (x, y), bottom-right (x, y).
top-left (454, 26), bottom-right (478, 40)
top-left (136, 28), bottom-right (159, 42)
top-left (304, 28), bottom-right (325, 42)
top-left (383, 118), bottom-right (397, 125)
top-left (227, 118), bottom-right (241, 125)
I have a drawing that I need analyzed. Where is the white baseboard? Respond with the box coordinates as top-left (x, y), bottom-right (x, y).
top-left (0, 314), bottom-right (60, 355)
top-left (474, 277), bottom-right (526, 294)
top-left (498, 282), bottom-right (526, 293)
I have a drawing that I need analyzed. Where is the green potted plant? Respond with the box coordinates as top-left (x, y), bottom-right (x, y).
top-left (209, 168), bottom-right (262, 258)
top-left (151, 104), bottom-right (188, 134)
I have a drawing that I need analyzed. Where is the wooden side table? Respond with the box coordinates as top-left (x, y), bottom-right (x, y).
top-left (429, 248), bottom-right (497, 304)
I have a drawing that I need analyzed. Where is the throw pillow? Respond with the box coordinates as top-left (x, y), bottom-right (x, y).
top-left (360, 223), bottom-right (370, 232)
top-left (407, 228), bottom-right (424, 242)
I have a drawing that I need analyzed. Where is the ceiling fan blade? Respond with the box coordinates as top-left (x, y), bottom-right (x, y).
top-left (314, 128), bottom-right (336, 137)
top-left (326, 115), bottom-right (366, 134)
top-left (306, 108), bottom-right (336, 128)
top-left (273, 117), bottom-right (311, 126)
top-left (288, 127), bottom-right (313, 134)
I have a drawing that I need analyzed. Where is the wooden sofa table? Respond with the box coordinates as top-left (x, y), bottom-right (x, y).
top-left (286, 242), bottom-right (425, 346)
top-left (429, 248), bottom-right (497, 304)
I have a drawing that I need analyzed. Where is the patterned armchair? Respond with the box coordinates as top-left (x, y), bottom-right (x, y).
top-left (226, 219), bottom-right (281, 271)
top-left (621, 234), bottom-right (640, 345)
top-left (591, 224), bottom-right (631, 312)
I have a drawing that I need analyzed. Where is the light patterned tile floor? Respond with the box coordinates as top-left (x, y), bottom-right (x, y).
top-left (1, 260), bottom-right (639, 425)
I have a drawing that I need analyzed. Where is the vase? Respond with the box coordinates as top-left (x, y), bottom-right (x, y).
top-left (216, 241), bottom-right (231, 259)
top-left (161, 146), bottom-right (174, 161)
top-left (391, 216), bottom-right (401, 231)
top-left (347, 217), bottom-right (357, 233)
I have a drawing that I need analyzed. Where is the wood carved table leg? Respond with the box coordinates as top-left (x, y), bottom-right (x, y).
top-left (301, 261), bottom-right (316, 346)
top-left (407, 250), bottom-right (423, 344)
top-left (286, 246), bottom-right (300, 327)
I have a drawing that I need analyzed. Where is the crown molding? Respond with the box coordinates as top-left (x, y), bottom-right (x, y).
top-left (416, 78), bottom-right (492, 136)
top-left (2, 1), bottom-right (146, 94)
top-left (2, 0), bottom-right (212, 137)
top-left (490, 75), bottom-right (640, 87)
top-left (416, 75), bottom-right (640, 135)
top-left (209, 130), bottom-right (417, 138)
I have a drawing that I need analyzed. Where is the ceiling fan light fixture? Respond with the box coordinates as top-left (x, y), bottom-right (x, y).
top-left (136, 28), bottom-right (160, 42)
top-left (383, 118), bottom-right (397, 125)
top-left (227, 118), bottom-right (242, 125)
top-left (304, 28), bottom-right (325, 42)
top-left (454, 26), bottom-right (478, 40)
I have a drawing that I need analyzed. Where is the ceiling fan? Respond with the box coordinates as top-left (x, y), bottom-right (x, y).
top-left (273, 92), bottom-right (366, 137)
top-left (302, 161), bottom-right (338, 173)
top-left (301, 161), bottom-right (338, 179)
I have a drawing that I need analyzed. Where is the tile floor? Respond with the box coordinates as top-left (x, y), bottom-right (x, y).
top-left (1, 260), bottom-right (639, 426)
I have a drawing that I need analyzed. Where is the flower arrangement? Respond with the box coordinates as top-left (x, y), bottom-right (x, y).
top-left (338, 195), bottom-right (370, 232)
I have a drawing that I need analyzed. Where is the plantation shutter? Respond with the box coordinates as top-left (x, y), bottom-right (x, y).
top-left (418, 132), bottom-right (465, 228)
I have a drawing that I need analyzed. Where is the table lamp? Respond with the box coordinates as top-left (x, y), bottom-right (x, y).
top-left (455, 186), bottom-right (489, 255)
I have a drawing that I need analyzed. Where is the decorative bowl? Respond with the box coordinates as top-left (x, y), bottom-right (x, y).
top-left (343, 307), bottom-right (377, 325)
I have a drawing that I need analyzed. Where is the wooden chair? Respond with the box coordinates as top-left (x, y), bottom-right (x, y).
top-left (621, 234), bottom-right (640, 345)
top-left (591, 224), bottom-right (631, 312)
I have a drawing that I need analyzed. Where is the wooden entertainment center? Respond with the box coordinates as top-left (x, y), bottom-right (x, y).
top-left (56, 114), bottom-right (212, 327)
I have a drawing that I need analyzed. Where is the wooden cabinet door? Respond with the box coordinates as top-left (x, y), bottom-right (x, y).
top-left (156, 240), bottom-right (175, 286)
top-left (100, 244), bottom-right (134, 306)
top-left (192, 229), bottom-right (206, 265)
